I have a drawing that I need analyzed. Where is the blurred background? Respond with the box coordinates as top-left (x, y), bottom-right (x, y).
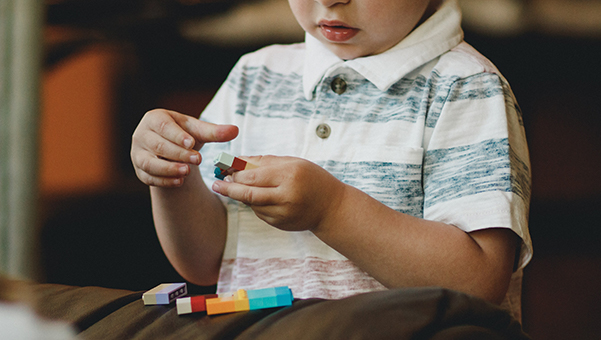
top-left (1, 0), bottom-right (600, 339)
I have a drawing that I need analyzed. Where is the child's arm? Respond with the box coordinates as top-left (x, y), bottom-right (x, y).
top-left (212, 156), bottom-right (518, 304)
top-left (131, 109), bottom-right (238, 285)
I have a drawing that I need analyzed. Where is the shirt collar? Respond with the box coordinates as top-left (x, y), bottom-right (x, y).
top-left (303, 0), bottom-right (464, 100)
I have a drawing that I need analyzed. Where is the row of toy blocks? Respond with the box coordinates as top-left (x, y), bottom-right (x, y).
top-left (176, 286), bottom-right (293, 315)
top-left (213, 152), bottom-right (257, 180)
top-left (142, 283), bottom-right (187, 305)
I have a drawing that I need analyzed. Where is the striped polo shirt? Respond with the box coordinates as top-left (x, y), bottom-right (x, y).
top-left (198, 0), bottom-right (532, 320)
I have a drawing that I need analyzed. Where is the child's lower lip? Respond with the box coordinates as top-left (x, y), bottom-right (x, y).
top-left (320, 25), bottom-right (358, 42)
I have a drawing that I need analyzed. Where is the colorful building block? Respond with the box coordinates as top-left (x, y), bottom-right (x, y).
top-left (214, 152), bottom-right (235, 170)
top-left (206, 296), bottom-right (235, 315)
top-left (247, 286), bottom-right (293, 310)
top-left (234, 289), bottom-right (250, 312)
top-left (214, 167), bottom-right (226, 180)
top-left (142, 283), bottom-right (187, 305)
top-left (206, 289), bottom-right (250, 315)
top-left (213, 152), bottom-right (258, 179)
top-left (176, 294), bottom-right (218, 315)
top-left (274, 286), bottom-right (294, 306)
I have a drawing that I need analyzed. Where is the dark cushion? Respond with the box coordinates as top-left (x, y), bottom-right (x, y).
top-left (2, 277), bottom-right (530, 339)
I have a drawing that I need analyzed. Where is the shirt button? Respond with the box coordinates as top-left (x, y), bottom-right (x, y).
top-left (316, 123), bottom-right (331, 139)
top-left (331, 77), bottom-right (347, 95)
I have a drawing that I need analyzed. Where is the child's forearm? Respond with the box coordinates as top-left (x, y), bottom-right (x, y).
top-left (312, 184), bottom-right (518, 304)
top-left (150, 168), bottom-right (227, 286)
top-left (212, 156), bottom-right (517, 303)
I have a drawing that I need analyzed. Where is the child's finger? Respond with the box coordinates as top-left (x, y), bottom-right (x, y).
top-left (136, 169), bottom-right (186, 187)
top-left (229, 167), bottom-right (281, 188)
top-left (212, 180), bottom-right (277, 206)
top-left (235, 155), bottom-right (272, 167)
top-left (144, 134), bottom-right (200, 164)
top-left (173, 114), bottom-right (239, 148)
top-left (133, 150), bottom-right (191, 178)
top-left (146, 110), bottom-right (198, 150)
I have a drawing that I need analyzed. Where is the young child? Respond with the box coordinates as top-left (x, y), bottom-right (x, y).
top-left (131, 0), bottom-right (532, 321)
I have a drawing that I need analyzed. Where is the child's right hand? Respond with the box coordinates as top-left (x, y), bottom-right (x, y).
top-left (131, 109), bottom-right (238, 187)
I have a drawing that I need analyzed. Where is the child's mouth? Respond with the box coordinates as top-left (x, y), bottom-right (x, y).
top-left (319, 21), bottom-right (358, 42)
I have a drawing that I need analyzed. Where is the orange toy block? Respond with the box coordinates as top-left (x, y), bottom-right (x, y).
top-left (206, 289), bottom-right (250, 315)
top-left (206, 296), bottom-right (236, 315)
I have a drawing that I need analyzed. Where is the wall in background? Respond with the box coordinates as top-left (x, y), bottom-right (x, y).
top-left (40, 45), bottom-right (119, 196)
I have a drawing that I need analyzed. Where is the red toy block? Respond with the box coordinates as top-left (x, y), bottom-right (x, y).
top-left (231, 157), bottom-right (247, 171)
top-left (192, 294), bottom-right (218, 312)
top-left (176, 294), bottom-right (218, 315)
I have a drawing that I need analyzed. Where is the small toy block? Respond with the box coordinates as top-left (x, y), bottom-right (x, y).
top-left (213, 152), bottom-right (235, 170)
top-left (142, 283), bottom-right (187, 305)
top-left (176, 294), bottom-right (218, 315)
top-left (274, 286), bottom-right (294, 306)
top-left (206, 296), bottom-right (236, 315)
top-left (247, 288), bottom-right (277, 310)
top-left (233, 289), bottom-right (250, 312)
top-left (214, 167), bottom-right (226, 180)
top-left (247, 286), bottom-right (293, 310)
top-left (231, 157), bottom-right (247, 171)
top-left (213, 152), bottom-right (257, 179)
top-left (206, 289), bottom-right (250, 315)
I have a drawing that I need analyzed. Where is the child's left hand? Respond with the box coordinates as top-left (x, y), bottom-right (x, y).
top-left (211, 156), bottom-right (346, 232)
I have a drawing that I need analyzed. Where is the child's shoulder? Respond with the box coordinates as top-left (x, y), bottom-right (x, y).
top-left (435, 41), bottom-right (501, 78)
top-left (236, 42), bottom-right (306, 73)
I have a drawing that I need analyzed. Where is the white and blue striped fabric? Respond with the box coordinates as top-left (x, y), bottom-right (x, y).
top-left (198, 0), bottom-right (531, 321)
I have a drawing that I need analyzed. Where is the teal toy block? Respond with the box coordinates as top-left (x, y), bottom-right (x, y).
top-left (214, 167), bottom-right (226, 180)
top-left (274, 286), bottom-right (293, 306)
top-left (247, 287), bottom-right (277, 310)
top-left (247, 286), bottom-right (293, 310)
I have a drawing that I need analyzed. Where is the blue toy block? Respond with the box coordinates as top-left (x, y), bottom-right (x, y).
top-left (247, 286), bottom-right (293, 310)
top-left (275, 286), bottom-right (293, 306)
top-left (247, 288), bottom-right (277, 310)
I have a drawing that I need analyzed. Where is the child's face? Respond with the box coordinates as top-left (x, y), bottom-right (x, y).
top-left (289, 0), bottom-right (434, 60)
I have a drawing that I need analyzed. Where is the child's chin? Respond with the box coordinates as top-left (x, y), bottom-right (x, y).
top-left (326, 44), bottom-right (369, 60)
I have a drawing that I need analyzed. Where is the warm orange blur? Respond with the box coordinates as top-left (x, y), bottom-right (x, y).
top-left (40, 46), bottom-right (120, 195)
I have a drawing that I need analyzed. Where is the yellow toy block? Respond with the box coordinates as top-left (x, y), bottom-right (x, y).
top-left (234, 289), bottom-right (250, 312)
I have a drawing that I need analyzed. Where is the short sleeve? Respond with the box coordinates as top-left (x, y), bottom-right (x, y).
top-left (423, 72), bottom-right (532, 269)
